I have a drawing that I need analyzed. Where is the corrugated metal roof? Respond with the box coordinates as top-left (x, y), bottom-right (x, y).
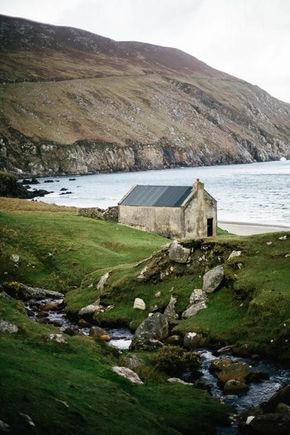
top-left (119, 185), bottom-right (192, 207)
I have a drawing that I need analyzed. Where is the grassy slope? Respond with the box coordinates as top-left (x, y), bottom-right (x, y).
top-left (73, 232), bottom-right (290, 360)
top-left (0, 197), bottom-right (165, 290)
top-left (0, 198), bottom-right (229, 434)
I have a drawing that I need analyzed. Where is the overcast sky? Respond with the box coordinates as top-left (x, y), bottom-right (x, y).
top-left (1, 0), bottom-right (290, 102)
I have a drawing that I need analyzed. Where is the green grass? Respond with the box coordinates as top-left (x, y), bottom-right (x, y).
top-left (0, 199), bottom-right (166, 291)
top-left (73, 230), bottom-right (290, 360)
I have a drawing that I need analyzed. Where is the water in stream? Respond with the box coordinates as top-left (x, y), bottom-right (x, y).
top-left (25, 296), bottom-right (290, 434)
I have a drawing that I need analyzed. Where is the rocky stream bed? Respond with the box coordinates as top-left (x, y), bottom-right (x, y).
top-left (24, 295), bottom-right (290, 435)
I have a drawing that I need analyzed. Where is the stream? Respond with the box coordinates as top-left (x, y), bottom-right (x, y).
top-left (26, 297), bottom-right (290, 433)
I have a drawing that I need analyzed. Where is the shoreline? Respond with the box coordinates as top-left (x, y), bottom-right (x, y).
top-left (219, 221), bottom-right (290, 236)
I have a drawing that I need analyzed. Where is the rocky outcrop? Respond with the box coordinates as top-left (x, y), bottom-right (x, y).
top-left (0, 171), bottom-right (49, 198)
top-left (3, 282), bottom-right (64, 301)
top-left (1, 15), bottom-right (289, 176)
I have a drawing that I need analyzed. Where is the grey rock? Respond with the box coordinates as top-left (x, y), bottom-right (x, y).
top-left (133, 298), bottom-right (146, 310)
top-left (164, 295), bottom-right (178, 322)
top-left (112, 366), bottom-right (143, 384)
top-left (78, 299), bottom-right (103, 316)
top-left (0, 320), bottom-right (18, 334)
top-left (96, 272), bottom-right (110, 290)
top-left (4, 282), bottom-right (64, 301)
top-left (134, 313), bottom-right (168, 340)
top-left (168, 241), bottom-right (190, 264)
top-left (182, 301), bottom-right (207, 319)
top-left (189, 289), bottom-right (204, 304)
top-left (203, 265), bottom-right (224, 293)
top-left (228, 250), bottom-right (242, 260)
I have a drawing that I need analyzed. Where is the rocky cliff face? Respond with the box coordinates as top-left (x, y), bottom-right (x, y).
top-left (0, 15), bottom-right (289, 176)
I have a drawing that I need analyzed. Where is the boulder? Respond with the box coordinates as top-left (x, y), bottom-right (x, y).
top-left (164, 295), bottom-right (178, 322)
top-left (131, 313), bottom-right (168, 349)
top-left (168, 241), bottom-right (191, 264)
top-left (78, 299), bottom-right (103, 316)
top-left (202, 265), bottom-right (224, 293)
top-left (89, 326), bottom-right (111, 341)
top-left (133, 298), bottom-right (146, 310)
top-left (223, 379), bottom-right (249, 394)
top-left (182, 301), bottom-right (207, 319)
top-left (183, 332), bottom-right (206, 349)
top-left (189, 289), bottom-right (204, 304)
top-left (112, 366), bottom-right (143, 384)
top-left (134, 313), bottom-right (168, 340)
top-left (0, 319), bottom-right (18, 334)
top-left (4, 282), bottom-right (64, 301)
top-left (96, 272), bottom-right (110, 291)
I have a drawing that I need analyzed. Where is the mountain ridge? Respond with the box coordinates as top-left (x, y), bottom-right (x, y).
top-left (0, 14), bottom-right (289, 176)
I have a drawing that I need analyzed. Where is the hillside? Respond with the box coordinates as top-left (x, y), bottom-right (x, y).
top-left (0, 198), bottom-right (230, 434)
top-left (0, 15), bottom-right (289, 176)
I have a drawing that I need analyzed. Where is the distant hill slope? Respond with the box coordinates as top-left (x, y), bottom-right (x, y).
top-left (0, 14), bottom-right (289, 176)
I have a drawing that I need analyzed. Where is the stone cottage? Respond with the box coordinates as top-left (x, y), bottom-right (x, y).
top-left (118, 179), bottom-right (217, 239)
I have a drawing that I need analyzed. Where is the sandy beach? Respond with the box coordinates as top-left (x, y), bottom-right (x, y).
top-left (219, 221), bottom-right (290, 236)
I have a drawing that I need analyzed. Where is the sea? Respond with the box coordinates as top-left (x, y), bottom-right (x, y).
top-left (32, 160), bottom-right (290, 226)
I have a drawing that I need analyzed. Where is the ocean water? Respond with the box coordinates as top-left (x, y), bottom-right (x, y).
top-left (32, 160), bottom-right (290, 226)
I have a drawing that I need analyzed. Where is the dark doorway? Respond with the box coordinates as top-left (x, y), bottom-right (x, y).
top-left (207, 218), bottom-right (213, 237)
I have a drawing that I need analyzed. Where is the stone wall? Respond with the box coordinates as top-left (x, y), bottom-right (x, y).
top-left (78, 206), bottom-right (118, 222)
